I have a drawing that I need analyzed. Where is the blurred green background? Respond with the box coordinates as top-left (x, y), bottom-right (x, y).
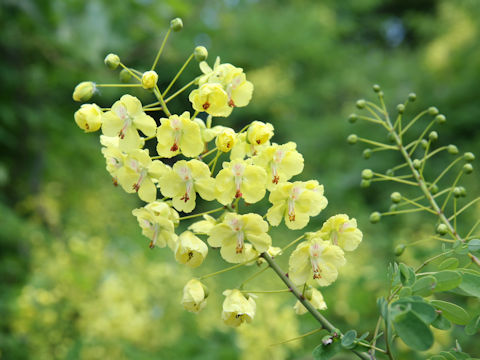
top-left (1, 0), bottom-right (479, 359)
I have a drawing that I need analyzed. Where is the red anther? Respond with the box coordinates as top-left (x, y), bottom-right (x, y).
top-left (202, 102), bottom-right (210, 110)
top-left (85, 123), bottom-right (90, 130)
top-left (256, 140), bottom-right (261, 144)
top-left (118, 131), bottom-right (125, 139)
top-left (180, 192), bottom-right (190, 202)
top-left (235, 190), bottom-right (242, 198)
top-left (235, 245), bottom-right (243, 254)
top-left (112, 178), bottom-right (118, 186)
top-left (133, 183), bottom-right (140, 192)
top-left (170, 143), bottom-right (179, 152)
top-left (149, 240), bottom-right (155, 249)
top-left (228, 99), bottom-right (235, 107)
top-left (289, 214), bottom-right (296, 221)
top-left (272, 175), bottom-right (279, 184)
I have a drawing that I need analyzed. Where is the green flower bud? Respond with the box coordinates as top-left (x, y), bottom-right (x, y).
top-left (430, 184), bottom-right (439, 194)
top-left (436, 224), bottom-right (448, 235)
top-left (363, 148), bottom-right (372, 159)
top-left (387, 132), bottom-right (396, 143)
top-left (373, 84), bottom-right (381, 93)
top-left (408, 93), bottom-right (417, 102)
top-left (458, 186), bottom-right (467, 197)
top-left (413, 159), bottom-right (422, 169)
top-left (389, 204), bottom-right (398, 212)
top-left (421, 139), bottom-right (428, 149)
top-left (428, 106), bottom-right (439, 116)
top-left (429, 131), bottom-right (438, 142)
top-left (370, 212), bottom-right (381, 224)
top-left (104, 53), bottom-right (120, 70)
top-left (448, 144), bottom-right (459, 155)
top-left (360, 179), bottom-right (371, 188)
top-left (463, 163), bottom-right (473, 174)
top-left (386, 169), bottom-right (395, 177)
top-left (391, 192), bottom-right (402, 203)
top-left (397, 104), bottom-right (405, 114)
top-left (194, 46), bottom-right (208, 62)
top-left (361, 169), bottom-right (373, 180)
top-left (378, 90), bottom-right (384, 97)
top-left (119, 68), bottom-right (132, 83)
top-left (142, 70), bottom-right (158, 89)
top-left (356, 99), bottom-right (366, 109)
top-left (453, 187), bottom-right (462, 198)
top-left (72, 81), bottom-right (96, 102)
top-left (347, 134), bottom-right (358, 144)
top-left (394, 244), bottom-right (406, 256)
top-left (170, 17), bottom-right (183, 32)
top-left (464, 152), bottom-right (475, 162)
top-left (348, 113), bottom-right (358, 123)
top-left (435, 114), bottom-right (446, 124)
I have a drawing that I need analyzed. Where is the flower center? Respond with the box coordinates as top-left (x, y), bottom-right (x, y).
top-left (309, 242), bottom-right (325, 279)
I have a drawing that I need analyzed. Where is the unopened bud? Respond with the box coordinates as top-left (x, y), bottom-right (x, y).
top-left (104, 53), bottom-right (120, 70)
top-left (347, 134), bottom-right (358, 145)
top-left (408, 93), bottom-right (417, 102)
top-left (458, 186), bottom-right (467, 197)
top-left (397, 104), bottom-right (405, 114)
top-left (194, 46), bottom-right (208, 61)
top-left (464, 152), bottom-right (475, 162)
top-left (378, 90), bottom-right (384, 97)
top-left (370, 212), bottom-right (381, 224)
top-left (363, 148), bottom-right (372, 159)
top-left (413, 159), bottom-right (422, 169)
top-left (453, 187), bottom-right (462, 198)
top-left (356, 99), bottom-right (366, 109)
top-left (421, 139), bottom-right (428, 149)
top-left (74, 104), bottom-right (102, 132)
top-left (428, 106), bottom-right (439, 116)
top-left (435, 114), bottom-right (446, 124)
top-left (373, 84), bottom-right (381, 93)
top-left (142, 70), bottom-right (158, 89)
top-left (360, 179), bottom-right (371, 188)
top-left (394, 244), bottom-right (406, 256)
top-left (436, 224), bottom-right (448, 235)
top-left (463, 163), bottom-right (473, 174)
top-left (448, 144), bottom-right (459, 155)
top-left (348, 114), bottom-right (358, 123)
top-left (429, 131), bottom-right (438, 142)
top-left (361, 169), bottom-right (373, 180)
top-left (170, 17), bottom-right (183, 32)
top-left (389, 204), bottom-right (398, 212)
top-left (430, 184), bottom-right (439, 194)
top-left (391, 192), bottom-right (402, 203)
top-left (119, 68), bottom-right (132, 83)
top-left (72, 81), bottom-right (96, 102)
top-left (387, 132), bottom-right (396, 143)
top-left (216, 128), bottom-right (236, 152)
top-left (386, 169), bottom-right (395, 177)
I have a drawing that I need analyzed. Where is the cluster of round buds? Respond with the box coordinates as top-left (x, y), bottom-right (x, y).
top-left (72, 18), bottom-right (363, 328)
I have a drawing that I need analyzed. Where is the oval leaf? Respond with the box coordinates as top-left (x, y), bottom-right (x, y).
top-left (341, 330), bottom-right (357, 349)
top-left (313, 340), bottom-right (342, 360)
top-left (468, 239), bottom-right (480, 252)
top-left (465, 314), bottom-right (480, 335)
top-left (412, 276), bottom-right (437, 297)
top-left (392, 297), bottom-right (437, 324)
top-left (430, 300), bottom-right (470, 325)
top-left (400, 263), bottom-right (416, 286)
top-left (393, 309), bottom-right (434, 351)
top-left (438, 258), bottom-right (459, 270)
top-left (433, 271), bottom-right (462, 292)
top-left (431, 314), bottom-right (452, 330)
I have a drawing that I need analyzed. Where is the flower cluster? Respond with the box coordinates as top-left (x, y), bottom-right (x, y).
top-left (72, 19), bottom-right (362, 329)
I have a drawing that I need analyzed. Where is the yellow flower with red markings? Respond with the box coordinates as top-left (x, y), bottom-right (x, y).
top-left (189, 83), bottom-right (232, 117)
top-left (74, 104), bottom-right (103, 132)
top-left (175, 231), bottom-right (208, 268)
top-left (221, 289), bottom-right (256, 327)
top-left (313, 214), bottom-right (363, 252)
top-left (182, 279), bottom-right (208, 313)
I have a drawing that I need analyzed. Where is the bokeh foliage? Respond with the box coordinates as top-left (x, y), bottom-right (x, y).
top-left (1, 0), bottom-right (479, 359)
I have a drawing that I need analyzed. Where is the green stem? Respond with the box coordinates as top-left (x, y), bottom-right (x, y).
top-left (119, 62), bottom-right (141, 82)
top-left (153, 85), bottom-right (171, 117)
top-left (96, 83), bottom-right (143, 87)
top-left (270, 328), bottom-right (324, 346)
top-left (165, 78), bottom-right (197, 103)
top-left (241, 288), bottom-right (292, 294)
top-left (281, 234), bottom-right (306, 252)
top-left (449, 196), bottom-right (480, 221)
top-left (239, 265), bottom-right (270, 289)
top-left (162, 53), bottom-right (194, 97)
top-left (358, 137), bottom-right (398, 150)
top-left (401, 110), bottom-right (428, 136)
top-left (151, 28), bottom-right (172, 71)
top-left (261, 253), bottom-right (370, 360)
top-left (178, 207), bottom-right (224, 221)
top-left (200, 256), bottom-right (259, 280)
top-left (373, 173), bottom-right (418, 186)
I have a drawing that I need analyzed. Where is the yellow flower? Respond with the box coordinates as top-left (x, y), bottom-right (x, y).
top-left (100, 136), bottom-right (125, 185)
top-left (208, 213), bottom-right (271, 263)
top-left (266, 180), bottom-right (328, 230)
top-left (253, 142), bottom-right (304, 189)
top-left (216, 128), bottom-right (236, 152)
top-left (198, 57), bottom-right (254, 108)
top-left (175, 231), bottom-right (208, 268)
top-left (215, 159), bottom-right (267, 205)
top-left (247, 121), bottom-right (274, 146)
top-left (293, 288), bottom-right (327, 315)
top-left (188, 214), bottom-right (218, 235)
top-left (74, 104), bottom-right (103, 132)
top-left (315, 214), bottom-right (363, 252)
top-left (288, 239), bottom-right (345, 287)
top-left (230, 132), bottom-right (270, 160)
top-left (158, 160), bottom-right (215, 213)
top-left (182, 279), bottom-right (208, 313)
top-left (72, 81), bottom-right (96, 102)
top-left (141, 70), bottom-right (158, 89)
top-left (116, 149), bottom-right (169, 203)
top-left (156, 112), bottom-right (203, 158)
top-left (222, 289), bottom-right (256, 327)
top-left (102, 95), bottom-right (157, 151)
top-left (189, 83), bottom-right (232, 117)
top-left (193, 117), bottom-right (226, 143)
top-left (132, 201), bottom-right (179, 249)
